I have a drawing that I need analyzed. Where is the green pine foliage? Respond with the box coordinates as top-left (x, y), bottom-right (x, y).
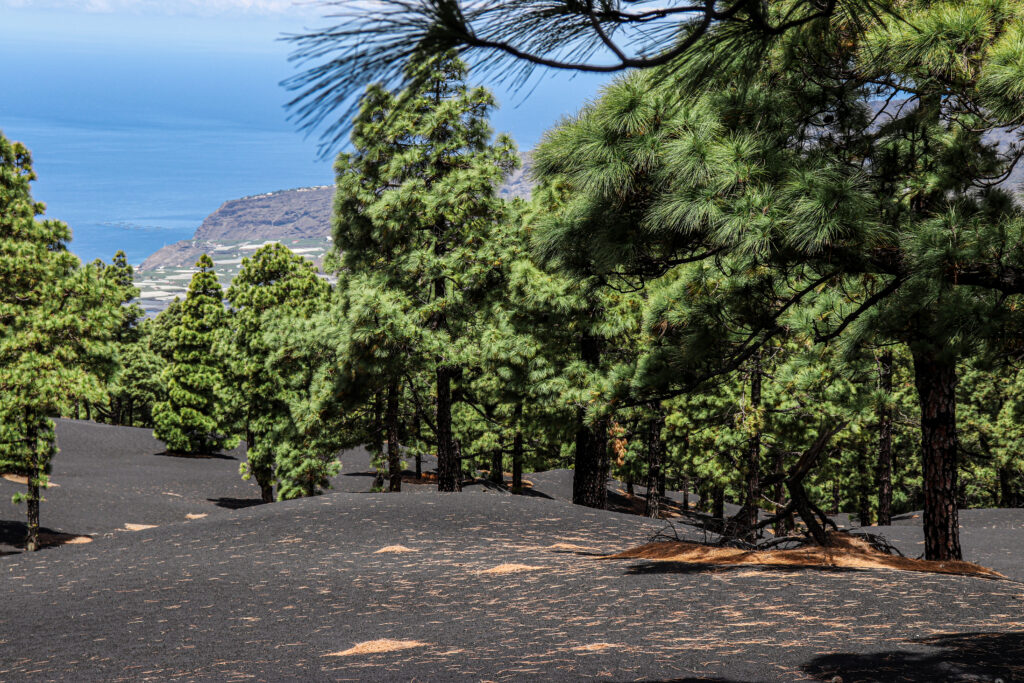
top-left (0, 132), bottom-right (121, 550)
top-left (226, 242), bottom-right (332, 501)
top-left (331, 50), bottom-right (517, 492)
top-left (152, 254), bottom-right (238, 455)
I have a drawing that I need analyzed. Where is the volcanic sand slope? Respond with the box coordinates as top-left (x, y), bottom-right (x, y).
top-left (2, 421), bottom-right (1024, 681)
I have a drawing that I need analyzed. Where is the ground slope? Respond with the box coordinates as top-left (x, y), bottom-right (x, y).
top-left (2, 421), bottom-right (1023, 682)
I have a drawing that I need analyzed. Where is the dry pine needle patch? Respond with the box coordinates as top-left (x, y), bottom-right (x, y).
top-left (574, 643), bottom-right (620, 652)
top-left (324, 639), bottom-right (427, 657)
top-left (608, 533), bottom-right (1004, 579)
top-left (374, 545), bottom-right (417, 554)
top-left (2, 474), bottom-right (59, 487)
top-left (482, 563), bottom-right (546, 575)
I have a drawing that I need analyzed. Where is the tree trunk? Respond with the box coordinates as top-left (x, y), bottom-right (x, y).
top-left (490, 449), bottom-right (503, 485)
top-left (911, 346), bottom-right (962, 561)
top-left (249, 428), bottom-right (274, 504)
top-left (512, 403), bottom-right (523, 494)
top-left (436, 366), bottom-right (460, 492)
top-left (712, 485), bottom-right (725, 520)
top-left (772, 449), bottom-right (789, 536)
top-left (682, 476), bottom-right (690, 510)
top-left (858, 449), bottom-right (873, 526)
top-left (412, 413), bottom-right (423, 480)
top-left (644, 411), bottom-right (665, 518)
top-left (25, 422), bottom-right (40, 552)
top-left (740, 355), bottom-right (762, 537)
top-left (573, 417), bottom-right (608, 509)
top-left (999, 466), bottom-right (1017, 507)
top-left (572, 333), bottom-right (607, 509)
top-left (386, 379), bottom-right (402, 492)
top-left (876, 350), bottom-right (894, 525)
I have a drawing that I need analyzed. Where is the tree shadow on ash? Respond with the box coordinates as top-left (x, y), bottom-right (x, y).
top-left (623, 561), bottom-right (859, 576)
top-left (0, 520), bottom-right (92, 552)
top-left (803, 631), bottom-right (1024, 682)
top-left (207, 497), bottom-right (266, 510)
top-left (154, 451), bottom-right (236, 461)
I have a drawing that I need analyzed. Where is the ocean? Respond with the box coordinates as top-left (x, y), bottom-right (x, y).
top-left (0, 6), bottom-right (609, 268)
top-left (3, 116), bottom-right (331, 267)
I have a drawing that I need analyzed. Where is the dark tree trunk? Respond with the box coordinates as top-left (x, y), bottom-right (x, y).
top-left (772, 449), bottom-right (789, 536)
top-left (740, 355), bottom-right (762, 537)
top-left (682, 476), bottom-right (690, 511)
top-left (712, 485), bottom-right (725, 520)
top-left (999, 466), bottom-right (1018, 507)
top-left (911, 346), bottom-right (963, 561)
top-left (25, 421), bottom-right (40, 552)
top-left (876, 350), bottom-right (894, 526)
top-left (412, 414), bottom-right (423, 480)
top-left (858, 447), bottom-right (873, 526)
top-left (249, 428), bottom-right (274, 504)
top-left (436, 366), bottom-right (460, 492)
top-left (572, 333), bottom-right (607, 509)
top-left (626, 473), bottom-right (634, 497)
top-left (490, 449), bottom-right (503, 485)
top-left (512, 403), bottom-right (524, 494)
top-left (573, 416), bottom-right (608, 509)
top-left (386, 379), bottom-right (402, 492)
top-left (644, 411), bottom-right (665, 518)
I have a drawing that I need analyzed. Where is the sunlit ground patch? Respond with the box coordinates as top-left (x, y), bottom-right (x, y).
top-left (324, 639), bottom-right (427, 657)
top-left (608, 533), bottom-right (1003, 579)
top-left (481, 563), bottom-right (546, 575)
top-left (2, 474), bottom-right (59, 487)
top-left (374, 545), bottom-right (417, 554)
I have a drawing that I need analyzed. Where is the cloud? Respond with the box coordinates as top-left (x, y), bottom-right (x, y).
top-left (1, 0), bottom-right (324, 15)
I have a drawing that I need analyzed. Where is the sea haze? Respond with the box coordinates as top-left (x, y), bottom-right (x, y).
top-left (0, 5), bottom-right (609, 267)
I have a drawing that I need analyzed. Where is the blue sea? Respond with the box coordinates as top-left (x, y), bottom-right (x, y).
top-left (3, 116), bottom-right (332, 266)
top-left (0, 6), bottom-right (609, 267)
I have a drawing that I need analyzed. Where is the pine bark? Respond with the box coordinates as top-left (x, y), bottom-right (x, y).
top-left (490, 450), bottom-right (503, 485)
top-left (512, 403), bottom-right (524, 494)
top-left (572, 334), bottom-right (607, 509)
top-left (25, 421), bottom-right (40, 552)
top-left (999, 466), bottom-right (1017, 507)
top-left (249, 428), bottom-right (274, 504)
top-left (911, 346), bottom-right (963, 561)
top-left (386, 379), bottom-right (402, 492)
top-left (740, 355), bottom-right (762, 537)
top-left (644, 411), bottom-right (665, 518)
top-left (876, 350), bottom-right (894, 526)
top-left (436, 366), bottom-right (460, 492)
top-left (712, 486), bottom-right (725, 520)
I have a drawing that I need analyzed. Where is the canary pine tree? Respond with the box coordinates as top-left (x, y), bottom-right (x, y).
top-left (332, 51), bottom-right (517, 492)
top-left (0, 132), bottom-right (120, 551)
top-left (153, 254), bottom-right (236, 455)
top-left (226, 243), bottom-right (330, 501)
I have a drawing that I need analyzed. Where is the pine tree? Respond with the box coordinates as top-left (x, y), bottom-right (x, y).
top-left (90, 250), bottom-right (147, 425)
top-left (0, 132), bottom-right (120, 550)
top-left (332, 51), bottom-right (517, 492)
top-left (527, 41), bottom-right (1024, 558)
top-left (226, 243), bottom-right (331, 501)
top-left (152, 254), bottom-right (236, 455)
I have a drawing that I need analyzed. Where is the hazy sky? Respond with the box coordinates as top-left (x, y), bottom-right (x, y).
top-left (1, 1), bottom-right (612, 150)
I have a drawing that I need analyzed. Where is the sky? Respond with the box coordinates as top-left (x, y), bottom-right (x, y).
top-left (0, 1), bottom-right (612, 263)
top-left (0, 0), bottom-right (612, 150)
